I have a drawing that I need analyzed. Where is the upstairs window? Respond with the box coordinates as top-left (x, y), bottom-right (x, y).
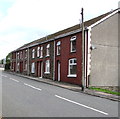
top-left (40, 46), bottom-right (43, 58)
top-left (57, 41), bottom-right (61, 55)
top-left (70, 36), bottom-right (76, 52)
top-left (37, 47), bottom-right (40, 57)
top-left (45, 60), bottom-right (50, 74)
top-left (68, 58), bottom-right (77, 77)
top-left (20, 51), bottom-right (22, 59)
top-left (32, 49), bottom-right (35, 58)
top-left (46, 44), bottom-right (50, 56)
top-left (17, 53), bottom-right (19, 59)
top-left (25, 50), bottom-right (27, 58)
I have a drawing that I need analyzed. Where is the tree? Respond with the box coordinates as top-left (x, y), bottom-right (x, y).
top-left (0, 59), bottom-right (4, 64)
top-left (5, 53), bottom-right (11, 70)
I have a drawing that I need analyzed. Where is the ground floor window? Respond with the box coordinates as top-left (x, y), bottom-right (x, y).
top-left (45, 60), bottom-right (50, 74)
top-left (17, 62), bottom-right (19, 71)
top-left (31, 62), bottom-right (35, 73)
top-left (24, 61), bottom-right (27, 71)
top-left (68, 58), bottom-right (77, 77)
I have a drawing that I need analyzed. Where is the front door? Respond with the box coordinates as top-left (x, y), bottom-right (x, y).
top-left (58, 61), bottom-right (60, 81)
top-left (40, 62), bottom-right (43, 78)
top-left (37, 62), bottom-right (40, 77)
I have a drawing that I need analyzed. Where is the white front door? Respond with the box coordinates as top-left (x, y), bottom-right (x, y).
top-left (58, 62), bottom-right (60, 81)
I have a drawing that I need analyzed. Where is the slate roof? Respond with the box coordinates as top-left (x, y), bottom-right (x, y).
top-left (14, 9), bottom-right (118, 52)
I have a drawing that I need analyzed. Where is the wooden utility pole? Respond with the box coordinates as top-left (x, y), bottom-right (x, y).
top-left (81, 8), bottom-right (85, 91)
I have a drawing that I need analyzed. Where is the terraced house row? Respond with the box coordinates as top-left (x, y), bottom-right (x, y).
top-left (11, 8), bottom-right (119, 90)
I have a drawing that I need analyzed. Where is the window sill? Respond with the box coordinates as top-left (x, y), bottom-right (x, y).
top-left (70, 51), bottom-right (76, 53)
top-left (44, 72), bottom-right (50, 74)
top-left (46, 55), bottom-right (50, 57)
top-left (67, 75), bottom-right (77, 78)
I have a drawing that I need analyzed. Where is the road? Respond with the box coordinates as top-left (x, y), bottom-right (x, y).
top-left (1, 70), bottom-right (118, 117)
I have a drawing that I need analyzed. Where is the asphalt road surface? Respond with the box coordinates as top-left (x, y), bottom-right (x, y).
top-left (1, 70), bottom-right (119, 117)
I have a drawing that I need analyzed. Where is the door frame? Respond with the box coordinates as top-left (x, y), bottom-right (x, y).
top-left (58, 61), bottom-right (60, 81)
top-left (40, 61), bottom-right (43, 78)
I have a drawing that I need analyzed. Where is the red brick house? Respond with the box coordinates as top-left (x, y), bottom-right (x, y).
top-left (10, 10), bottom-right (114, 87)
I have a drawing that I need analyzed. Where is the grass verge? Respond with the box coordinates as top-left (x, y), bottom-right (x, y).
top-left (89, 87), bottom-right (120, 96)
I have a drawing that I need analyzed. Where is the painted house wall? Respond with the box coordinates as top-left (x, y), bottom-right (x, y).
top-left (55, 32), bottom-right (82, 85)
top-left (90, 13), bottom-right (119, 86)
top-left (29, 41), bottom-right (54, 79)
top-left (11, 52), bottom-right (16, 72)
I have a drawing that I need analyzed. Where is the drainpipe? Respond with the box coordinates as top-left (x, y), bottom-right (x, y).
top-left (16, 52), bottom-right (17, 72)
top-left (27, 47), bottom-right (30, 75)
top-left (53, 39), bottom-right (55, 81)
top-left (84, 30), bottom-right (88, 87)
top-left (81, 8), bottom-right (85, 91)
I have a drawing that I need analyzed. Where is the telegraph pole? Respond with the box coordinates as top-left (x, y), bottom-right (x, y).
top-left (81, 8), bottom-right (85, 91)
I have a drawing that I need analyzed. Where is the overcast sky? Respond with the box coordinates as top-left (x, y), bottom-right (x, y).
top-left (0, 0), bottom-right (119, 59)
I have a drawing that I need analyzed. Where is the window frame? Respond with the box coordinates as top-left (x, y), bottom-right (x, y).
top-left (24, 61), bottom-right (27, 71)
top-left (57, 41), bottom-right (61, 55)
top-left (32, 49), bottom-right (35, 58)
top-left (17, 62), bottom-right (20, 71)
top-left (45, 60), bottom-right (50, 74)
top-left (70, 36), bottom-right (76, 53)
top-left (40, 46), bottom-right (43, 58)
top-left (17, 53), bottom-right (19, 59)
top-left (68, 58), bottom-right (77, 77)
top-left (31, 62), bottom-right (35, 73)
top-left (25, 50), bottom-right (27, 58)
top-left (46, 44), bottom-right (50, 57)
top-left (37, 47), bottom-right (40, 57)
top-left (20, 51), bottom-right (22, 59)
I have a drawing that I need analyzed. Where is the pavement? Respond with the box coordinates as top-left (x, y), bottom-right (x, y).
top-left (5, 71), bottom-right (120, 102)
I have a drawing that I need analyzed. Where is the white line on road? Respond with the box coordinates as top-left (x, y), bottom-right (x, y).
top-left (24, 83), bottom-right (42, 91)
top-left (55, 95), bottom-right (108, 115)
top-left (1, 75), bottom-right (7, 78)
top-left (10, 78), bottom-right (19, 83)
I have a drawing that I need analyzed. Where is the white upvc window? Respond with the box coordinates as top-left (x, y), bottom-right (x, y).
top-left (17, 53), bottom-right (19, 59)
top-left (45, 60), bottom-right (50, 74)
top-left (40, 46), bottom-right (43, 58)
top-left (25, 50), bottom-right (27, 58)
top-left (24, 61), bottom-right (27, 71)
top-left (37, 47), bottom-right (40, 57)
top-left (57, 41), bottom-right (61, 55)
top-left (31, 62), bottom-right (35, 73)
top-left (32, 49), bottom-right (35, 58)
top-left (68, 58), bottom-right (77, 77)
top-left (20, 51), bottom-right (22, 59)
top-left (70, 36), bottom-right (76, 52)
top-left (17, 62), bottom-right (20, 71)
top-left (46, 44), bottom-right (50, 56)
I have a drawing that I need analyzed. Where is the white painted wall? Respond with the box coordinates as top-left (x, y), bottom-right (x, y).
top-left (90, 13), bottom-right (118, 86)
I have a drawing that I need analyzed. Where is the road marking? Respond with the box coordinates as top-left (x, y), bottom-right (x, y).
top-left (1, 75), bottom-right (7, 78)
top-left (24, 83), bottom-right (42, 91)
top-left (55, 95), bottom-right (108, 115)
top-left (10, 78), bottom-right (19, 83)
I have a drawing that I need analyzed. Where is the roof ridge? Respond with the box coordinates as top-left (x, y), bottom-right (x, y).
top-left (15, 9), bottom-right (117, 51)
